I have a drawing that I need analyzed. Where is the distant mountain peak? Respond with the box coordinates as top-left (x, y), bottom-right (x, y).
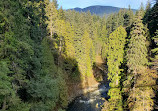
top-left (69, 5), bottom-right (136, 16)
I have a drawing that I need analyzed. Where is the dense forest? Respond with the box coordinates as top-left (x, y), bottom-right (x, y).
top-left (0, 0), bottom-right (158, 111)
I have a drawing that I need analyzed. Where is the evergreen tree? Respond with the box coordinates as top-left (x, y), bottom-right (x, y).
top-left (0, 61), bottom-right (14, 110)
top-left (107, 26), bottom-right (127, 111)
top-left (45, 1), bottom-right (58, 38)
top-left (100, 17), bottom-right (108, 59)
top-left (63, 23), bottom-right (76, 59)
top-left (124, 5), bottom-right (134, 29)
top-left (0, 0), bottom-right (33, 110)
top-left (127, 11), bottom-right (148, 74)
top-left (108, 26), bottom-right (127, 86)
top-left (151, 30), bottom-right (158, 71)
top-left (77, 30), bottom-right (95, 84)
top-left (52, 0), bottom-right (59, 8)
top-left (58, 7), bottom-right (66, 21)
top-left (127, 68), bottom-right (157, 111)
top-left (144, 1), bottom-right (158, 36)
top-left (125, 10), bottom-right (155, 111)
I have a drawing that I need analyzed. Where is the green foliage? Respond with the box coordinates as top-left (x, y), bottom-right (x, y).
top-left (125, 8), bottom-right (157, 111)
top-left (8, 102), bottom-right (30, 111)
top-left (127, 68), bottom-right (157, 111)
top-left (57, 69), bottom-right (68, 108)
top-left (128, 87), bottom-right (154, 111)
top-left (0, 61), bottom-right (14, 110)
top-left (144, 2), bottom-right (158, 36)
top-left (151, 30), bottom-right (158, 70)
top-left (127, 11), bottom-right (148, 73)
top-left (123, 6), bottom-right (134, 29)
top-left (100, 17), bottom-right (108, 59)
top-left (108, 88), bottom-right (123, 111)
top-left (45, 1), bottom-right (58, 38)
top-left (0, 0), bottom-right (157, 111)
top-left (41, 38), bottom-right (57, 77)
top-left (52, 0), bottom-right (59, 8)
top-left (108, 26), bottom-right (127, 86)
top-left (106, 9), bottom-right (134, 35)
top-left (106, 26), bottom-right (127, 111)
top-left (28, 76), bottom-right (59, 110)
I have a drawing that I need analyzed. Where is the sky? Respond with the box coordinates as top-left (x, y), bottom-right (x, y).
top-left (58, 0), bottom-right (149, 9)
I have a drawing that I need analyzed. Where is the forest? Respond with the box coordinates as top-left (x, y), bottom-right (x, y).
top-left (0, 0), bottom-right (158, 111)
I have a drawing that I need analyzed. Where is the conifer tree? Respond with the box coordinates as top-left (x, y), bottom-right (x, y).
top-left (58, 7), bottom-right (66, 21)
top-left (52, 0), bottom-right (59, 8)
top-left (127, 11), bottom-right (148, 74)
top-left (151, 30), bottom-right (158, 71)
top-left (101, 17), bottom-right (108, 59)
top-left (45, 1), bottom-right (58, 38)
top-left (107, 26), bottom-right (127, 111)
top-left (0, 61), bottom-right (14, 110)
top-left (124, 5), bottom-right (134, 29)
top-left (2, 0), bottom-right (157, 110)
top-left (127, 68), bottom-right (157, 111)
top-left (77, 30), bottom-right (94, 78)
top-left (125, 10), bottom-right (155, 111)
top-left (0, 0), bottom-right (34, 110)
top-left (144, 1), bottom-right (158, 36)
top-left (63, 23), bottom-right (76, 59)
top-left (108, 26), bottom-right (127, 86)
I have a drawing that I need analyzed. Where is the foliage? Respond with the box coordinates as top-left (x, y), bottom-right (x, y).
top-left (0, 0), bottom-right (157, 111)
top-left (127, 11), bottom-right (148, 73)
top-left (105, 26), bottom-right (127, 111)
top-left (108, 26), bottom-right (127, 86)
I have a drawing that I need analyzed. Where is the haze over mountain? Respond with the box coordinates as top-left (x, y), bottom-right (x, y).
top-left (70, 5), bottom-right (137, 16)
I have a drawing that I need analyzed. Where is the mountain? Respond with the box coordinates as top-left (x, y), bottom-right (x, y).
top-left (70, 5), bottom-right (136, 16)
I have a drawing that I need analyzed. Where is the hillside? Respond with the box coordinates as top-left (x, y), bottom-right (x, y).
top-left (70, 5), bottom-right (136, 16)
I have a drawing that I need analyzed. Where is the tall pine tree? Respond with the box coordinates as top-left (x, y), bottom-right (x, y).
top-left (106, 26), bottom-right (127, 111)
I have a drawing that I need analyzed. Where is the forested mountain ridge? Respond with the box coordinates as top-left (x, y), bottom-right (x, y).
top-left (69, 5), bottom-right (137, 16)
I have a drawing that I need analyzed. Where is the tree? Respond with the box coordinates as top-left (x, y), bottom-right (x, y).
top-left (151, 30), bottom-right (158, 71)
top-left (0, 0), bottom-right (34, 110)
top-left (52, 0), bottom-right (58, 8)
top-left (123, 5), bottom-right (134, 29)
top-left (127, 11), bottom-right (148, 74)
top-left (58, 7), bottom-right (66, 21)
top-left (45, 1), bottom-right (58, 38)
top-left (100, 17), bottom-right (108, 59)
top-left (144, 1), bottom-right (158, 36)
top-left (63, 22), bottom-right (76, 59)
top-left (127, 68), bottom-right (157, 111)
top-left (107, 26), bottom-right (127, 111)
top-left (76, 30), bottom-right (94, 79)
top-left (125, 10), bottom-right (155, 111)
top-left (0, 61), bottom-right (13, 110)
top-left (108, 26), bottom-right (127, 86)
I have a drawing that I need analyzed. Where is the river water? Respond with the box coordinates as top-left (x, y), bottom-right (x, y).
top-left (67, 83), bottom-right (109, 111)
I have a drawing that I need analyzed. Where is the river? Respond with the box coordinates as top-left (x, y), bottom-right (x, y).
top-left (67, 83), bottom-right (109, 111)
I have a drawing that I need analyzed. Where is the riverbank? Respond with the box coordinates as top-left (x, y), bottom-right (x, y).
top-left (66, 82), bottom-right (109, 111)
top-left (67, 81), bottom-right (100, 103)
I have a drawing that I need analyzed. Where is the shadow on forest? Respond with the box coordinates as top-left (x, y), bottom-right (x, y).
top-left (65, 55), bottom-right (109, 111)
top-left (60, 55), bottom-right (109, 111)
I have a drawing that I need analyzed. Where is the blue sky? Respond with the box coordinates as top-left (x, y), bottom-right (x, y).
top-left (58, 0), bottom-right (149, 9)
